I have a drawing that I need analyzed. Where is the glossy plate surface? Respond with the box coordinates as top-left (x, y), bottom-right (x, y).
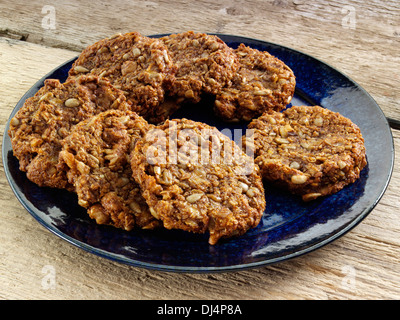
top-left (2, 34), bottom-right (394, 272)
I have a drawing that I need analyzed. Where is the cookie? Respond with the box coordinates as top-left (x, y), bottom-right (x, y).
top-left (69, 32), bottom-right (178, 123)
top-left (160, 31), bottom-right (239, 104)
top-left (59, 109), bottom-right (160, 230)
top-left (130, 118), bottom-right (265, 245)
top-left (214, 43), bottom-right (296, 122)
top-left (244, 106), bottom-right (367, 201)
top-left (8, 75), bottom-right (130, 190)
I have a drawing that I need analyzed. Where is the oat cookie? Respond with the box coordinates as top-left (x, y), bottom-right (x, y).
top-left (160, 31), bottom-right (239, 104)
top-left (59, 110), bottom-right (160, 230)
top-left (8, 75), bottom-right (130, 190)
top-left (69, 32), bottom-right (177, 123)
top-left (214, 43), bottom-right (296, 122)
top-left (244, 106), bottom-right (367, 201)
top-left (130, 118), bottom-right (265, 245)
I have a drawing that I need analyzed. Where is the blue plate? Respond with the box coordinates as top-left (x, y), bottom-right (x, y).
top-left (2, 34), bottom-right (394, 272)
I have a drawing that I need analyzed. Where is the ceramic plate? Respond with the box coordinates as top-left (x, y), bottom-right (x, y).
top-left (2, 34), bottom-right (394, 272)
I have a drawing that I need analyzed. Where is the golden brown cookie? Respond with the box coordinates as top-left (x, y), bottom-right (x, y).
top-left (8, 75), bottom-right (130, 190)
top-left (160, 31), bottom-right (239, 104)
top-left (214, 43), bottom-right (296, 122)
top-left (130, 118), bottom-right (265, 245)
top-left (59, 109), bottom-right (160, 230)
top-left (244, 106), bottom-right (367, 201)
top-left (69, 32), bottom-right (177, 123)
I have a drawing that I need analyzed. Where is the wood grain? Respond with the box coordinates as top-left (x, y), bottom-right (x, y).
top-left (0, 0), bottom-right (399, 300)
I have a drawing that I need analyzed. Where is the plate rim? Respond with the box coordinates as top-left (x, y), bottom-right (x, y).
top-left (2, 33), bottom-right (395, 273)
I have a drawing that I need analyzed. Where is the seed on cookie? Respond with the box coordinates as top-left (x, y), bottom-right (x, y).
top-left (243, 105), bottom-right (367, 201)
top-left (130, 118), bottom-right (265, 245)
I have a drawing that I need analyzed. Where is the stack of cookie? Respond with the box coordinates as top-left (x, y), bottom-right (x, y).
top-left (8, 31), bottom-right (367, 244)
top-left (67, 31), bottom-right (297, 124)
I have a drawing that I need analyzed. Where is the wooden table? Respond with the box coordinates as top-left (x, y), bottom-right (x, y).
top-left (0, 0), bottom-right (399, 300)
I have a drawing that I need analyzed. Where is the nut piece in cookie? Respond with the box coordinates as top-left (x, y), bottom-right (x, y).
top-left (69, 32), bottom-right (178, 123)
top-left (130, 118), bottom-right (265, 245)
top-left (214, 43), bottom-right (296, 122)
top-left (59, 109), bottom-right (160, 230)
top-left (244, 106), bottom-right (367, 201)
top-left (161, 31), bottom-right (239, 104)
top-left (8, 75), bottom-right (131, 190)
